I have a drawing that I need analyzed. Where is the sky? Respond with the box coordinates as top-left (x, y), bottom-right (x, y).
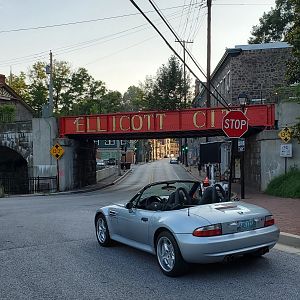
top-left (0, 0), bottom-right (276, 94)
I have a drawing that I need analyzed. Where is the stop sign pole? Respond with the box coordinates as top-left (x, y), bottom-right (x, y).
top-left (222, 110), bottom-right (248, 200)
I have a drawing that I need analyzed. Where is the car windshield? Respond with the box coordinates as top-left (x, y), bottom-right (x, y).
top-left (140, 181), bottom-right (198, 201)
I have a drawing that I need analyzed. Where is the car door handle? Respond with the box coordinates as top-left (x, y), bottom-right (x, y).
top-left (141, 217), bottom-right (148, 222)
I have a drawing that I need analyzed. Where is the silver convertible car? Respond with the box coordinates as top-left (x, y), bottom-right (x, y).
top-left (94, 180), bottom-right (279, 276)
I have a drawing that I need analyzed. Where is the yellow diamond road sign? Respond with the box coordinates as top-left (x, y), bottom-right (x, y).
top-left (50, 143), bottom-right (65, 160)
top-left (278, 127), bottom-right (292, 143)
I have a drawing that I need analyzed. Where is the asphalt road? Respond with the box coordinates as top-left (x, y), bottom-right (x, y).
top-left (1, 160), bottom-right (299, 300)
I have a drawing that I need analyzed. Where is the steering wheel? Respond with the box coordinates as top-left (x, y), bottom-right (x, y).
top-left (145, 196), bottom-right (163, 209)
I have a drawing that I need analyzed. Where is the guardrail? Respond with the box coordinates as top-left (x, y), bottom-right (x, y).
top-left (0, 176), bottom-right (57, 195)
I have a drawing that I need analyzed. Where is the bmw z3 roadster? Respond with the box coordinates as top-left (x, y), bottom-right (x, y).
top-left (94, 180), bottom-right (279, 277)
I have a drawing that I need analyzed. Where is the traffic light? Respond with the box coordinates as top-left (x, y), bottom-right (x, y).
top-left (182, 145), bottom-right (188, 152)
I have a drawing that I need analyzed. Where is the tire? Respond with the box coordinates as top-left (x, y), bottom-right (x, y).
top-left (95, 214), bottom-right (112, 247)
top-left (156, 231), bottom-right (188, 277)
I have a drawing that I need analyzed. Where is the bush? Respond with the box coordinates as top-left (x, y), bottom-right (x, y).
top-left (265, 168), bottom-right (300, 198)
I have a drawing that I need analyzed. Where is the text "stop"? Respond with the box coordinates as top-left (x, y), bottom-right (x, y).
top-left (223, 119), bottom-right (247, 130)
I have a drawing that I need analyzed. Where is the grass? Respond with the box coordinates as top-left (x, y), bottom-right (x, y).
top-left (265, 169), bottom-right (300, 198)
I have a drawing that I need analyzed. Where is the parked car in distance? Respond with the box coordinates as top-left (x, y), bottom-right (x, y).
top-left (94, 180), bottom-right (279, 277)
top-left (107, 158), bottom-right (116, 165)
top-left (96, 159), bottom-right (106, 169)
top-left (169, 157), bottom-right (178, 164)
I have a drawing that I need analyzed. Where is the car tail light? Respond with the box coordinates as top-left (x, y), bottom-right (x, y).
top-left (193, 224), bottom-right (222, 237)
top-left (264, 215), bottom-right (275, 227)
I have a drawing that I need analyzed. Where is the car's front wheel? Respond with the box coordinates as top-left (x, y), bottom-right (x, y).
top-left (95, 214), bottom-right (111, 247)
top-left (156, 231), bottom-right (187, 277)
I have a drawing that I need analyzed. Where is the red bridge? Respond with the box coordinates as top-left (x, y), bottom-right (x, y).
top-left (59, 104), bottom-right (275, 139)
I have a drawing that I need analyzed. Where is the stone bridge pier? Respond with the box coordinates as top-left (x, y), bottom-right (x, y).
top-left (32, 118), bottom-right (96, 192)
top-left (0, 118), bottom-right (96, 194)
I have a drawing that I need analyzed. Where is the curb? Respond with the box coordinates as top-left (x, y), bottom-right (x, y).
top-left (112, 169), bottom-right (132, 184)
top-left (58, 169), bottom-right (132, 195)
top-left (4, 169), bottom-right (133, 198)
top-left (278, 232), bottom-right (300, 249)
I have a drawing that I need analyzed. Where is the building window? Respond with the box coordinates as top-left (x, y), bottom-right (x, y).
top-left (226, 71), bottom-right (231, 93)
top-left (105, 140), bottom-right (115, 145)
top-left (120, 140), bottom-right (126, 145)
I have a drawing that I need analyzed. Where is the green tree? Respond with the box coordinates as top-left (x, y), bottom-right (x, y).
top-left (101, 91), bottom-right (122, 113)
top-left (249, 0), bottom-right (294, 44)
top-left (7, 72), bottom-right (31, 103)
top-left (142, 56), bottom-right (191, 111)
top-left (122, 85), bottom-right (145, 111)
top-left (285, 0), bottom-right (300, 83)
top-left (53, 60), bottom-right (71, 112)
top-left (27, 61), bottom-right (48, 114)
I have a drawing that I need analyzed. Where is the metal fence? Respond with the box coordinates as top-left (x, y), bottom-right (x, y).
top-left (0, 176), bottom-right (57, 195)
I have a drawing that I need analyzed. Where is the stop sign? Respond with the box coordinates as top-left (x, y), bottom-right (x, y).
top-left (222, 110), bottom-right (249, 138)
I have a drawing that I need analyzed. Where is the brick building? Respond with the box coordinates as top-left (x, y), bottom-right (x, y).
top-left (190, 42), bottom-right (299, 191)
top-left (194, 42), bottom-right (292, 107)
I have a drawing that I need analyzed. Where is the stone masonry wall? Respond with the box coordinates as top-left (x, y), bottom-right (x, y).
top-left (210, 47), bottom-right (292, 106)
top-left (0, 121), bottom-right (33, 165)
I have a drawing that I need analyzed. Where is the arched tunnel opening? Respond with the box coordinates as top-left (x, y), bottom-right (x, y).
top-left (0, 146), bottom-right (29, 194)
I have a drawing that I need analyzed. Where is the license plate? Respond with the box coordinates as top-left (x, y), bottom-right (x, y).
top-left (237, 219), bottom-right (255, 232)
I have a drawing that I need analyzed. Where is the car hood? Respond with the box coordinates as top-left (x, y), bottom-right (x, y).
top-left (189, 201), bottom-right (270, 224)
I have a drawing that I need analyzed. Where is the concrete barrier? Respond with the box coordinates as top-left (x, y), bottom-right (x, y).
top-left (96, 166), bottom-right (117, 182)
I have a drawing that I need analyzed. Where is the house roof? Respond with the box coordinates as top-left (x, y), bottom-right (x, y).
top-left (0, 75), bottom-right (34, 114)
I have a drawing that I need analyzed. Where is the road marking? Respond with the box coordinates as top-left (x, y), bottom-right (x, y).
top-left (275, 243), bottom-right (300, 256)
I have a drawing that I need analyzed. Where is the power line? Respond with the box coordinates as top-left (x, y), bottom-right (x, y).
top-left (0, 3), bottom-right (204, 34)
top-left (212, 1), bottom-right (273, 5)
top-left (149, 0), bottom-right (231, 109)
top-left (0, 8), bottom-right (191, 67)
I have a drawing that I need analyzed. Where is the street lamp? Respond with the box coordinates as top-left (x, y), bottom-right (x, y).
top-left (238, 92), bottom-right (248, 109)
top-left (237, 92), bottom-right (247, 200)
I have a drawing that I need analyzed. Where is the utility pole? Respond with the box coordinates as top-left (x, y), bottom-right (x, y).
top-left (205, 0), bottom-right (212, 179)
top-left (49, 50), bottom-right (54, 116)
top-left (175, 40), bottom-right (193, 167)
top-left (207, 0), bottom-right (212, 108)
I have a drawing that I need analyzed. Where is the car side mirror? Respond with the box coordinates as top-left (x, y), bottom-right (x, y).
top-left (125, 202), bottom-right (133, 209)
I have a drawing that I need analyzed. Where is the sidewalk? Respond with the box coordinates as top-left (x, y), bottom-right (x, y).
top-left (183, 164), bottom-right (300, 248)
top-left (57, 168), bottom-right (132, 195)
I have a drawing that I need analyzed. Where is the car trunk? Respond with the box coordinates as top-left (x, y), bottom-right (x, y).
top-left (190, 201), bottom-right (270, 234)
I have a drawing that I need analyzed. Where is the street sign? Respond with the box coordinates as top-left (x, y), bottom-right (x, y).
top-left (50, 143), bottom-right (65, 160)
top-left (278, 127), bottom-right (292, 143)
top-left (238, 138), bottom-right (245, 152)
top-left (222, 110), bottom-right (249, 138)
top-left (280, 144), bottom-right (292, 157)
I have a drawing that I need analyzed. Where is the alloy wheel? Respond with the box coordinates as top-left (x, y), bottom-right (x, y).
top-left (157, 236), bottom-right (175, 272)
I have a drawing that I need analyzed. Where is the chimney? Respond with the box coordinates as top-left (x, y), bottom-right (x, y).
top-left (0, 74), bottom-right (6, 84)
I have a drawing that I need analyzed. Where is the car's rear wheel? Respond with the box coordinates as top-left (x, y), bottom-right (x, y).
top-left (156, 231), bottom-right (187, 277)
top-left (95, 214), bottom-right (111, 247)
